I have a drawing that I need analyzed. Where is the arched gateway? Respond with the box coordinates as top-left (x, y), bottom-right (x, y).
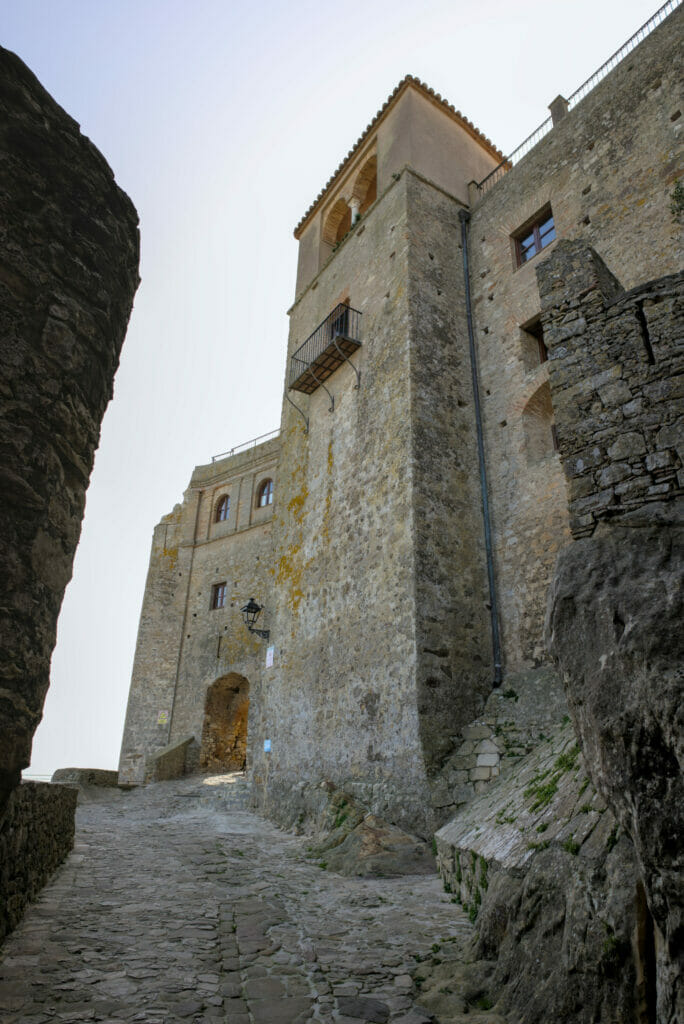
top-left (199, 673), bottom-right (249, 772)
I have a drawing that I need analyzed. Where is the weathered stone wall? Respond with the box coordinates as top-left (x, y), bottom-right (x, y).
top-left (0, 782), bottom-right (77, 943)
top-left (467, 5), bottom-right (682, 669)
top-left (536, 240), bottom-right (682, 536)
top-left (0, 47), bottom-right (139, 812)
top-left (118, 438), bottom-right (278, 784)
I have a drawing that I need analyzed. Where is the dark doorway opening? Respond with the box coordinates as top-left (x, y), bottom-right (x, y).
top-left (199, 673), bottom-right (249, 772)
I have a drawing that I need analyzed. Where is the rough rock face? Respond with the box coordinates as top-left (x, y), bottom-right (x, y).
top-left (547, 502), bottom-right (683, 1023)
top-left (536, 241), bottom-right (683, 1022)
top-left (300, 784), bottom-right (435, 878)
top-left (0, 48), bottom-right (140, 812)
top-left (434, 723), bottom-right (648, 1023)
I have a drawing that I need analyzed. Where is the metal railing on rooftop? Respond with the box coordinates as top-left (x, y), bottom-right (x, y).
top-left (477, 0), bottom-right (680, 195)
top-left (211, 429), bottom-right (280, 463)
top-left (288, 303), bottom-right (362, 394)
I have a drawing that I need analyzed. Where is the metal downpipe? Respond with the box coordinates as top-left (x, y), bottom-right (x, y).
top-left (458, 208), bottom-right (503, 686)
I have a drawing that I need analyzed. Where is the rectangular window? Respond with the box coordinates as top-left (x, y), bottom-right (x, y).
top-left (211, 583), bottom-right (227, 609)
top-left (514, 207), bottom-right (556, 267)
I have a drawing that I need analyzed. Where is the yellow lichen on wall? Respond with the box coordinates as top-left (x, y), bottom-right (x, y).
top-left (161, 546), bottom-right (178, 570)
top-left (287, 486), bottom-right (309, 524)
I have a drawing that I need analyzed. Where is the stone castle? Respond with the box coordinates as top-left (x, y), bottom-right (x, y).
top-left (118, 4), bottom-right (682, 837)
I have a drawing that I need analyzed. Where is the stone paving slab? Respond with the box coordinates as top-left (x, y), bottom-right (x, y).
top-left (0, 774), bottom-right (471, 1023)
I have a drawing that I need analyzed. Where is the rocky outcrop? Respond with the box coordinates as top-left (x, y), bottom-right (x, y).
top-left (301, 784), bottom-right (435, 877)
top-left (0, 47), bottom-right (139, 814)
top-left (434, 722), bottom-right (648, 1023)
top-left (547, 502), bottom-right (683, 1022)
top-left (537, 241), bottom-right (683, 1022)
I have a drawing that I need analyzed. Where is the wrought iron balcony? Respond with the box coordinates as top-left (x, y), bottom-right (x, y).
top-left (288, 303), bottom-right (362, 395)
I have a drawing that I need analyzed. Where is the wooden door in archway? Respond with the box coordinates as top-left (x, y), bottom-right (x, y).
top-left (199, 673), bottom-right (249, 772)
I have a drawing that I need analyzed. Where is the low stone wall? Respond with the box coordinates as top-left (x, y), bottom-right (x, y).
top-left (146, 736), bottom-right (194, 782)
top-left (51, 768), bottom-right (118, 787)
top-left (0, 781), bottom-right (77, 943)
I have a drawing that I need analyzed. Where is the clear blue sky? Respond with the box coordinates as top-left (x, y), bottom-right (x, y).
top-left (3, 0), bottom-right (662, 776)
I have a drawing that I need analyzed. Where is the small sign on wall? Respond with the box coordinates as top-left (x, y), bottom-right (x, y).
top-left (263, 739), bottom-right (271, 753)
top-left (157, 710), bottom-right (169, 725)
top-left (265, 644), bottom-right (274, 668)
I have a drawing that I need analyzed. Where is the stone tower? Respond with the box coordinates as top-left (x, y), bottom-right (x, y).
top-left (250, 79), bottom-right (504, 834)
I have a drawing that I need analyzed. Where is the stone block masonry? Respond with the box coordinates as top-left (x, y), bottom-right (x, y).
top-left (467, 3), bottom-right (682, 668)
top-left (118, 437), bottom-right (279, 785)
top-left (0, 782), bottom-right (77, 943)
top-left (537, 240), bottom-right (683, 536)
top-left (0, 47), bottom-right (140, 812)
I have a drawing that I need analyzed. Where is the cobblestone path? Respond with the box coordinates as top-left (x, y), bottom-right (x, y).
top-left (0, 774), bottom-right (471, 1024)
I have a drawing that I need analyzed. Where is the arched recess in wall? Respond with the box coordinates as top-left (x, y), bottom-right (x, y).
top-left (322, 197), bottom-right (352, 247)
top-left (199, 673), bottom-right (249, 772)
top-left (352, 154), bottom-right (377, 216)
top-left (522, 381), bottom-right (557, 464)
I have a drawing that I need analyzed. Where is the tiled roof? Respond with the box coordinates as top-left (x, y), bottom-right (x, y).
top-left (293, 74), bottom-right (504, 238)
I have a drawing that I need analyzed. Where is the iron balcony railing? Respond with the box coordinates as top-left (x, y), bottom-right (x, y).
top-left (211, 429), bottom-right (280, 463)
top-left (476, 0), bottom-right (680, 195)
top-left (288, 303), bottom-right (362, 395)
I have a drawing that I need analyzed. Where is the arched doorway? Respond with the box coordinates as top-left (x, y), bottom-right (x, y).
top-left (199, 673), bottom-right (249, 772)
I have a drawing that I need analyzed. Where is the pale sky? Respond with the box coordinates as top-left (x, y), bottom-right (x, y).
top-left (4, 0), bottom-right (663, 777)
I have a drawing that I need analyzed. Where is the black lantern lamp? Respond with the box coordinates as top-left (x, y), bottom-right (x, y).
top-left (241, 598), bottom-right (270, 641)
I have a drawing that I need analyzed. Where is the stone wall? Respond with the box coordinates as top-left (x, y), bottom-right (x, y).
top-left (467, 4), bottom-right (682, 669)
top-left (0, 47), bottom-right (140, 812)
top-left (0, 782), bottom-right (77, 943)
top-left (118, 438), bottom-right (278, 784)
top-left (536, 240), bottom-right (682, 536)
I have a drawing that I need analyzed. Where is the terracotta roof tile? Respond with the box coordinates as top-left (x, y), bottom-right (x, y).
top-left (293, 74), bottom-right (504, 238)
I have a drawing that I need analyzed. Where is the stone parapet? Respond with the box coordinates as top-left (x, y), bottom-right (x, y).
top-left (0, 781), bottom-right (77, 943)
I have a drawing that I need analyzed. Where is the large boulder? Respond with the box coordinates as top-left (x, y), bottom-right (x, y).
top-left (0, 48), bottom-right (139, 813)
top-left (547, 501), bottom-right (683, 1022)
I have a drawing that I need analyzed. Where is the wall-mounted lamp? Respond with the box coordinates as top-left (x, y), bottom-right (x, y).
top-left (241, 598), bottom-right (270, 641)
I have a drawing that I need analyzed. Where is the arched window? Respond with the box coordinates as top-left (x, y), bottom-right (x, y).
top-left (353, 154), bottom-right (377, 217)
top-left (257, 479), bottom-right (274, 508)
top-left (322, 197), bottom-right (352, 248)
top-left (215, 495), bottom-right (230, 522)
